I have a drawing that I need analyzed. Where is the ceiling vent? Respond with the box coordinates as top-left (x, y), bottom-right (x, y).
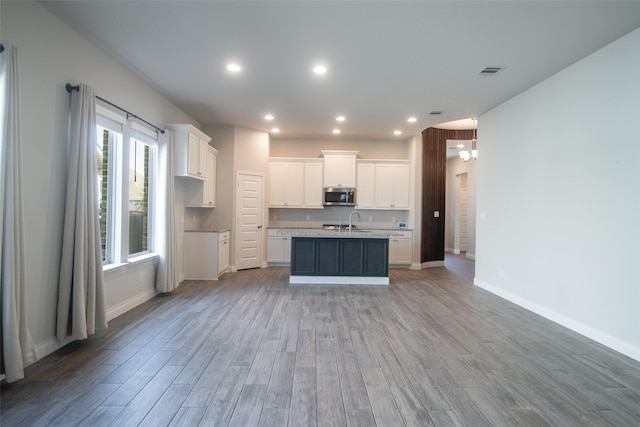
top-left (429, 111), bottom-right (443, 115)
top-left (478, 66), bottom-right (506, 76)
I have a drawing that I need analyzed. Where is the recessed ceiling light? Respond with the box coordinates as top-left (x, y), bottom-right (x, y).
top-left (313, 65), bottom-right (327, 74)
top-left (393, 130), bottom-right (402, 135)
top-left (264, 114), bottom-right (274, 121)
top-left (407, 117), bottom-right (417, 123)
top-left (271, 127), bottom-right (280, 133)
top-left (336, 115), bottom-right (346, 122)
top-left (226, 63), bottom-right (242, 72)
top-left (457, 144), bottom-right (464, 148)
top-left (332, 129), bottom-right (341, 134)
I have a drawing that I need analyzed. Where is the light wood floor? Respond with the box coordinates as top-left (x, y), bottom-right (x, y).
top-left (2, 254), bottom-right (640, 426)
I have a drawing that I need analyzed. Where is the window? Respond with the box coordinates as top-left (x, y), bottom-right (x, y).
top-left (128, 136), bottom-right (155, 256)
top-left (97, 126), bottom-right (121, 263)
top-left (96, 104), bottom-right (158, 267)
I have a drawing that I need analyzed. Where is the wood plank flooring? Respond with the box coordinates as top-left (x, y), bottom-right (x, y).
top-left (2, 254), bottom-right (640, 426)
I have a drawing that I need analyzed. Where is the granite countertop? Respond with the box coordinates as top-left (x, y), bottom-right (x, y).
top-left (185, 228), bottom-right (230, 233)
top-left (275, 229), bottom-right (411, 238)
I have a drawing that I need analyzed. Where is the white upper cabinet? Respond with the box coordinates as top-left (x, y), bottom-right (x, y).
top-left (269, 158), bottom-right (324, 209)
top-left (303, 160), bottom-right (323, 208)
top-left (356, 162), bottom-right (376, 208)
top-left (375, 162), bottom-right (410, 209)
top-left (183, 145), bottom-right (218, 208)
top-left (167, 124), bottom-right (212, 181)
top-left (270, 161), bottom-right (304, 207)
top-left (202, 147), bottom-right (217, 206)
top-left (322, 150), bottom-right (358, 188)
top-left (356, 160), bottom-right (410, 210)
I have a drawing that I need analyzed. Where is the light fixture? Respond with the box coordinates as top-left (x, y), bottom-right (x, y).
top-left (264, 114), bottom-right (274, 121)
top-left (459, 118), bottom-right (478, 161)
top-left (336, 115), bottom-right (345, 122)
top-left (407, 117), bottom-right (417, 123)
top-left (226, 63), bottom-right (242, 72)
top-left (393, 130), bottom-right (402, 135)
top-left (332, 129), bottom-right (341, 134)
top-left (313, 65), bottom-right (327, 74)
top-left (271, 127), bottom-right (280, 133)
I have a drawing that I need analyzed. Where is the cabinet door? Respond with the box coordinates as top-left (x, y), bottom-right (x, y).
top-left (291, 238), bottom-right (316, 275)
top-left (363, 239), bottom-right (389, 276)
top-left (184, 232), bottom-right (219, 280)
top-left (286, 163), bottom-right (304, 207)
top-left (269, 163), bottom-right (289, 206)
top-left (267, 235), bottom-right (290, 263)
top-left (392, 164), bottom-right (410, 209)
top-left (389, 238), bottom-right (412, 264)
top-left (270, 162), bottom-right (304, 207)
top-left (356, 163), bottom-right (375, 208)
top-left (203, 150), bottom-right (216, 206)
top-left (304, 161), bottom-right (323, 207)
top-left (324, 155), bottom-right (356, 187)
top-left (198, 140), bottom-right (208, 179)
top-left (375, 164), bottom-right (395, 208)
top-left (218, 239), bottom-right (229, 274)
top-left (187, 133), bottom-right (201, 177)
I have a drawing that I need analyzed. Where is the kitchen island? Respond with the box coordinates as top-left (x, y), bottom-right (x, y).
top-left (289, 230), bottom-right (390, 285)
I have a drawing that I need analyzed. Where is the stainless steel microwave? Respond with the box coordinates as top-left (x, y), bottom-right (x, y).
top-left (323, 187), bottom-right (356, 206)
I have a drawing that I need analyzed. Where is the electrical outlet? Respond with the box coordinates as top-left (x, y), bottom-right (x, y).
top-left (392, 217), bottom-right (397, 224)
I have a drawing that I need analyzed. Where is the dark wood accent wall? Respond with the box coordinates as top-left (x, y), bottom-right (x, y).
top-left (421, 127), bottom-right (474, 263)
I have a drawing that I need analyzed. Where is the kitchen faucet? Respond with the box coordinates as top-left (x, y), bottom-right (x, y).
top-left (349, 210), bottom-right (361, 234)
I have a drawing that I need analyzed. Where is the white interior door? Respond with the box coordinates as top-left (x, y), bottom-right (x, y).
top-left (235, 172), bottom-right (264, 270)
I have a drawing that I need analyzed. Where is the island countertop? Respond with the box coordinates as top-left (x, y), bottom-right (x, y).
top-left (270, 228), bottom-right (409, 238)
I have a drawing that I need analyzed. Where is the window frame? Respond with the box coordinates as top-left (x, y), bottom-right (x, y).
top-left (96, 103), bottom-right (159, 269)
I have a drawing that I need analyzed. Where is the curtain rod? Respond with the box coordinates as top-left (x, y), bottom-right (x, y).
top-left (65, 83), bottom-right (165, 134)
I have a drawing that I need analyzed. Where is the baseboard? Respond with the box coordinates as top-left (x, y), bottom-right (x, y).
top-left (466, 252), bottom-right (476, 260)
top-left (34, 335), bottom-right (75, 362)
top-left (474, 278), bottom-right (640, 363)
top-left (421, 260), bottom-right (445, 268)
top-left (178, 272), bottom-right (185, 283)
top-left (445, 247), bottom-right (454, 253)
top-left (409, 263), bottom-right (422, 270)
top-left (106, 288), bottom-right (157, 322)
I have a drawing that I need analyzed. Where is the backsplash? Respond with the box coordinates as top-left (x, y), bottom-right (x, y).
top-left (269, 206), bottom-right (409, 230)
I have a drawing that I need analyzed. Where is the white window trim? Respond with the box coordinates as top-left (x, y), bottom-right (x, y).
top-left (96, 103), bottom-right (159, 271)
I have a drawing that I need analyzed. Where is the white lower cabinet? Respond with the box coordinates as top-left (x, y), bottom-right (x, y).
top-left (267, 229), bottom-right (291, 265)
top-left (218, 231), bottom-right (230, 275)
top-left (389, 231), bottom-right (413, 266)
top-left (184, 230), bottom-right (230, 280)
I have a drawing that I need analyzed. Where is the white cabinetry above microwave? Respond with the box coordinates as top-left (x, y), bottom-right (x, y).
top-left (356, 160), bottom-right (410, 210)
top-left (167, 124), bottom-right (212, 180)
top-left (269, 158), bottom-right (323, 208)
top-left (322, 150), bottom-right (358, 188)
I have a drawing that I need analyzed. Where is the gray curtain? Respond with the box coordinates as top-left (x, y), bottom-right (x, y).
top-left (0, 45), bottom-right (36, 383)
top-left (155, 130), bottom-right (179, 292)
top-left (56, 83), bottom-right (107, 341)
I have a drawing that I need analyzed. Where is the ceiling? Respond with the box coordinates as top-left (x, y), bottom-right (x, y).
top-left (42, 1), bottom-right (640, 140)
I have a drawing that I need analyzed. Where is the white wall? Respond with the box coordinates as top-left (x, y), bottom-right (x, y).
top-left (2, 2), bottom-right (196, 359)
top-left (200, 125), bottom-right (270, 269)
top-left (445, 154), bottom-right (477, 259)
top-left (475, 28), bottom-right (640, 361)
top-left (270, 138), bottom-right (410, 160)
